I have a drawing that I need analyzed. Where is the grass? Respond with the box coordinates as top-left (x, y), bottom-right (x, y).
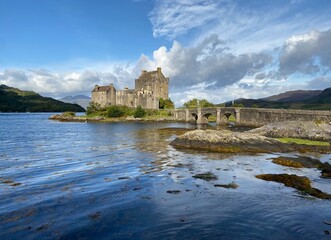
top-left (228, 115), bottom-right (236, 122)
top-left (276, 138), bottom-right (330, 146)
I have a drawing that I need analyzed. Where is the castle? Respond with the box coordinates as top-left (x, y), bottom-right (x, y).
top-left (91, 68), bottom-right (169, 109)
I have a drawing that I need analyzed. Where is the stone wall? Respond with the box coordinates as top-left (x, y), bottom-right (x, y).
top-left (238, 108), bottom-right (331, 127)
top-left (92, 68), bottom-right (169, 110)
top-left (116, 90), bottom-right (136, 107)
top-left (91, 85), bottom-right (116, 108)
top-left (172, 107), bottom-right (331, 126)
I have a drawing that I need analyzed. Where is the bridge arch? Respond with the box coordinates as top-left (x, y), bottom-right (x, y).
top-left (191, 113), bottom-right (198, 121)
top-left (220, 112), bottom-right (236, 124)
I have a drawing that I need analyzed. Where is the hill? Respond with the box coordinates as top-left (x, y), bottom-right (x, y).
top-left (0, 85), bottom-right (85, 112)
top-left (60, 95), bottom-right (90, 109)
top-left (263, 90), bottom-right (322, 102)
top-left (222, 88), bottom-right (331, 110)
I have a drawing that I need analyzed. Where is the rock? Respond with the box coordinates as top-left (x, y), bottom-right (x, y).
top-left (49, 113), bottom-right (88, 122)
top-left (214, 182), bottom-right (239, 189)
top-left (270, 156), bottom-right (331, 178)
top-left (270, 156), bottom-right (322, 168)
top-left (321, 162), bottom-right (331, 178)
top-left (193, 172), bottom-right (218, 181)
top-left (166, 190), bottom-right (181, 194)
top-left (170, 129), bottom-right (331, 154)
top-left (256, 174), bottom-right (331, 199)
top-left (249, 121), bottom-right (331, 141)
top-left (171, 130), bottom-right (291, 153)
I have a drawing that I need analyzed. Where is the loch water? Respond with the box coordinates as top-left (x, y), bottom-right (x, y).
top-left (0, 113), bottom-right (331, 240)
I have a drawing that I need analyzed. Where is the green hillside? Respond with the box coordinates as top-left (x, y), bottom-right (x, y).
top-left (222, 88), bottom-right (331, 110)
top-left (0, 85), bottom-right (85, 112)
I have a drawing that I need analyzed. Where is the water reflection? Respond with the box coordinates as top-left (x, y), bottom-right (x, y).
top-left (0, 114), bottom-right (331, 240)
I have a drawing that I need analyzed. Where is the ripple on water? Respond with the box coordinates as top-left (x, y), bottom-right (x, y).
top-left (0, 114), bottom-right (331, 240)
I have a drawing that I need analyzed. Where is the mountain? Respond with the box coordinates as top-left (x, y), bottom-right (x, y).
top-left (263, 90), bottom-right (322, 102)
top-left (60, 95), bottom-right (91, 109)
top-left (0, 85), bottom-right (85, 112)
top-left (222, 87), bottom-right (331, 110)
top-left (61, 95), bottom-right (90, 101)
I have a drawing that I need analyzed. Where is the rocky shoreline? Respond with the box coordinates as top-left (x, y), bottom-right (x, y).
top-left (170, 129), bottom-right (331, 154)
top-left (249, 120), bottom-right (331, 141)
top-left (48, 113), bottom-right (176, 123)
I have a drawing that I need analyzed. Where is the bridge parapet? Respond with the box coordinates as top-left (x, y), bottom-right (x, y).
top-left (171, 107), bottom-right (331, 126)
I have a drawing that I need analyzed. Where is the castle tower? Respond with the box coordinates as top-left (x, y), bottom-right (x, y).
top-left (135, 67), bottom-right (169, 100)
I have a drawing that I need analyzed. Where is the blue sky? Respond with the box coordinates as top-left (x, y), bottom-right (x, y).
top-left (1, 0), bottom-right (331, 106)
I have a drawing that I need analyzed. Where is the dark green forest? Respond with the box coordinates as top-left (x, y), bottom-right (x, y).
top-left (0, 85), bottom-right (85, 112)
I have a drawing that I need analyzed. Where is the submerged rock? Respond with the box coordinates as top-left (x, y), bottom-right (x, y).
top-left (214, 182), bottom-right (239, 189)
top-left (270, 156), bottom-right (322, 168)
top-left (193, 172), bottom-right (218, 181)
top-left (170, 130), bottom-right (331, 154)
top-left (270, 156), bottom-right (331, 178)
top-left (321, 162), bottom-right (331, 178)
top-left (249, 121), bottom-right (331, 141)
top-left (256, 174), bottom-right (331, 199)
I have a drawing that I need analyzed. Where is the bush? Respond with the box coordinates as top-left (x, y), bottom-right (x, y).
top-left (62, 111), bottom-right (76, 117)
top-left (86, 102), bottom-right (101, 115)
top-left (106, 105), bottom-right (125, 118)
top-left (134, 106), bottom-right (146, 118)
top-left (159, 98), bottom-right (175, 109)
top-left (183, 98), bottom-right (214, 108)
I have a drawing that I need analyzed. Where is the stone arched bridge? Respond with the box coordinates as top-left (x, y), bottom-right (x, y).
top-left (171, 107), bottom-right (331, 127)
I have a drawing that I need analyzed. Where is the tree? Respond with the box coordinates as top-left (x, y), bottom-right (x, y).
top-left (86, 102), bottom-right (101, 115)
top-left (183, 98), bottom-right (214, 108)
top-left (233, 103), bottom-right (244, 108)
top-left (134, 106), bottom-right (146, 118)
top-left (159, 98), bottom-right (175, 109)
top-left (251, 104), bottom-right (259, 108)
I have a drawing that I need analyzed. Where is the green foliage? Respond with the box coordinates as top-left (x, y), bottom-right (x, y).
top-left (62, 112), bottom-right (76, 117)
top-left (232, 103), bottom-right (244, 107)
top-left (106, 105), bottom-right (126, 118)
top-left (251, 104), bottom-right (259, 108)
top-left (228, 115), bottom-right (236, 122)
top-left (276, 138), bottom-right (330, 146)
top-left (159, 98), bottom-right (175, 109)
top-left (183, 98), bottom-right (214, 108)
top-left (134, 106), bottom-right (146, 118)
top-left (0, 84), bottom-right (85, 112)
top-left (86, 102), bottom-right (101, 115)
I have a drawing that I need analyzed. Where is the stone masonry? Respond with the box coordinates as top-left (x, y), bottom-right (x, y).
top-left (91, 68), bottom-right (169, 109)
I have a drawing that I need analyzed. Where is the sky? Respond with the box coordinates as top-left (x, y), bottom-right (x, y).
top-left (1, 0), bottom-right (331, 107)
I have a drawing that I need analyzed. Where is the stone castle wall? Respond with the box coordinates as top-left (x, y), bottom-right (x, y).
top-left (91, 68), bottom-right (169, 109)
top-left (91, 85), bottom-right (116, 108)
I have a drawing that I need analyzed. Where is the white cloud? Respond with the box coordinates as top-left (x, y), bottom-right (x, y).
top-left (150, 0), bottom-right (223, 39)
top-left (136, 34), bottom-right (272, 90)
top-left (150, 0), bottom-right (331, 54)
top-left (306, 76), bottom-right (331, 90)
top-left (279, 29), bottom-right (331, 76)
top-left (0, 68), bottom-right (132, 98)
top-left (2, 29), bottom-right (331, 107)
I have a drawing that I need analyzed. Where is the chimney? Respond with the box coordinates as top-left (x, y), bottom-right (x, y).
top-left (142, 70), bottom-right (147, 74)
top-left (157, 67), bottom-right (161, 73)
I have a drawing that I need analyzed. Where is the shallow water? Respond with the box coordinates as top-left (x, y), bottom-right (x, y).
top-left (0, 113), bottom-right (331, 239)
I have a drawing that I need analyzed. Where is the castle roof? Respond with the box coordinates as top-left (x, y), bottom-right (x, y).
top-left (137, 67), bottom-right (167, 81)
top-left (92, 85), bottom-right (113, 92)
